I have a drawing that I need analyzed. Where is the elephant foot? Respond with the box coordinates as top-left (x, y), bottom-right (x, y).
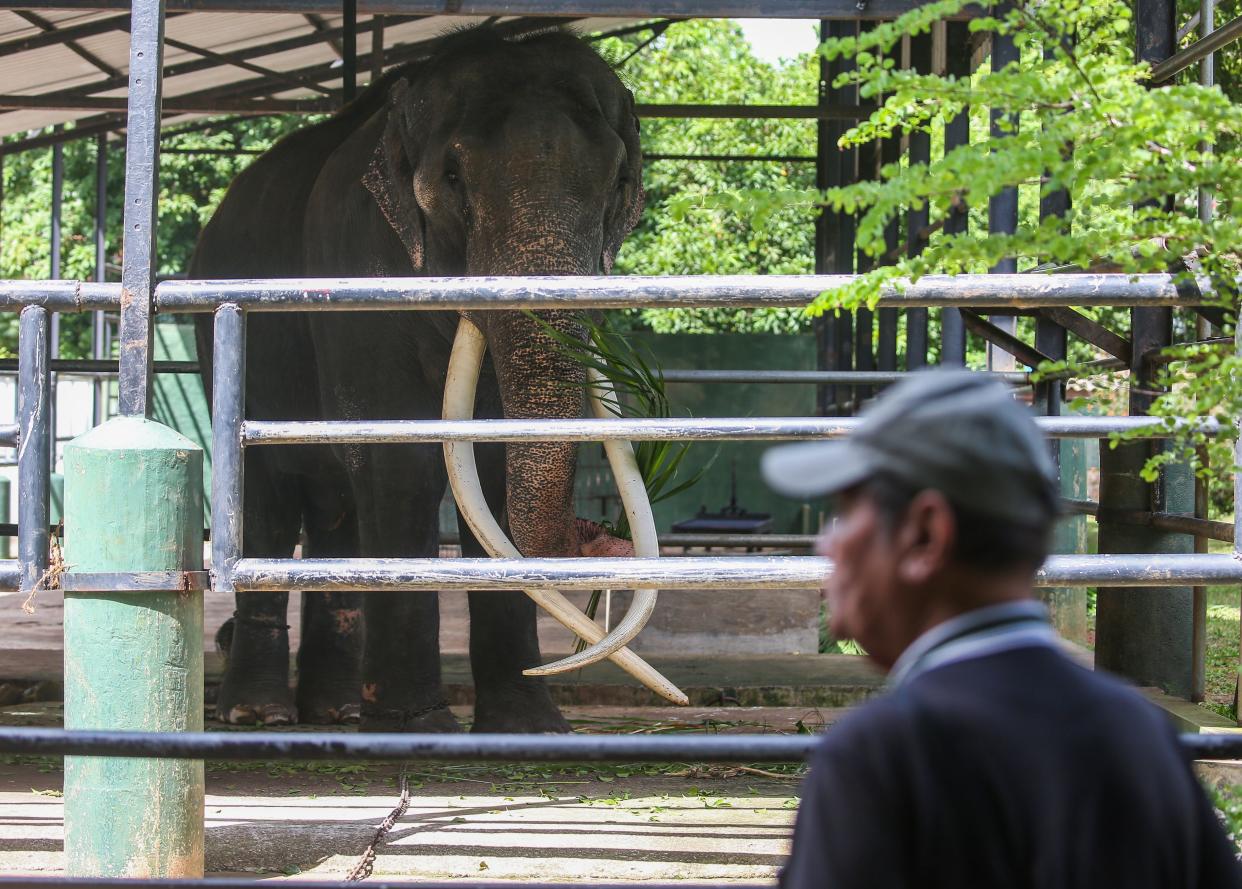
top-left (215, 614), bottom-right (296, 726)
top-left (297, 698), bottom-right (361, 726)
top-left (359, 697), bottom-right (462, 733)
top-left (296, 673), bottom-right (362, 725)
top-left (472, 688), bottom-right (571, 734)
top-left (218, 701), bottom-right (297, 726)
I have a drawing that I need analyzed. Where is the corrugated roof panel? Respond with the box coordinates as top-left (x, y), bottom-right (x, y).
top-left (0, 14), bottom-right (650, 142)
top-left (2, 44), bottom-right (108, 95)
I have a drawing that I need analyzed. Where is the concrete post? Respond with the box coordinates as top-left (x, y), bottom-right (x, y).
top-left (62, 416), bottom-right (204, 877)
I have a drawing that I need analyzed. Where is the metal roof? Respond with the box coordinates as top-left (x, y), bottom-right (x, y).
top-left (0, 10), bottom-right (646, 142)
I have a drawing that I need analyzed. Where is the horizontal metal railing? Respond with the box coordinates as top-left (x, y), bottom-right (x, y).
top-left (0, 726), bottom-right (1234, 762)
top-left (4, 272), bottom-right (1213, 312)
top-left (158, 273), bottom-right (1213, 311)
top-left (240, 415), bottom-right (1222, 445)
top-left (229, 554), bottom-right (1242, 592)
top-left (661, 369), bottom-right (1031, 385)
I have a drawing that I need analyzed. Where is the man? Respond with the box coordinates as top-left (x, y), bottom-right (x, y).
top-left (762, 369), bottom-right (1239, 888)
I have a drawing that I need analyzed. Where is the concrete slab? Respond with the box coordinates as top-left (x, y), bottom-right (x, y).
top-left (0, 703), bottom-right (813, 880)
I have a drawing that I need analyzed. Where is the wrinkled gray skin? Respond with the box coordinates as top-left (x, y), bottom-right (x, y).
top-left (190, 26), bottom-right (644, 733)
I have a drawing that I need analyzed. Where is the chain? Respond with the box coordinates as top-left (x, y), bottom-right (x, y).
top-left (345, 761), bottom-right (410, 882)
top-left (344, 703), bottom-right (448, 881)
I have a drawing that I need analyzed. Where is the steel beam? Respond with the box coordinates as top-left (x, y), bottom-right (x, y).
top-left (1036, 306), bottom-right (1131, 364)
top-left (1150, 13), bottom-right (1242, 82)
top-left (960, 310), bottom-right (1054, 369)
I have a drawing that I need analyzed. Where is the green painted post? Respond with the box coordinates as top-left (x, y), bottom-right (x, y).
top-left (62, 417), bottom-right (204, 877)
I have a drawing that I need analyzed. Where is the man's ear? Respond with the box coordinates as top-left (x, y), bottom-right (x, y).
top-left (894, 490), bottom-right (957, 585)
top-left (361, 77), bottom-right (425, 271)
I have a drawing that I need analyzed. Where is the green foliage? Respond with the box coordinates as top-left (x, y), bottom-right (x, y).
top-left (596, 20), bottom-right (821, 334)
top-left (683, 0), bottom-right (1241, 485)
top-left (0, 116), bottom-right (311, 357)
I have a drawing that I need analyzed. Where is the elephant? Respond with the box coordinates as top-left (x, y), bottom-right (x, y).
top-left (189, 24), bottom-right (664, 733)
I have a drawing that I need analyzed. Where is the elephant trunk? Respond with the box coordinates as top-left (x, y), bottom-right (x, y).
top-left (482, 309), bottom-right (586, 560)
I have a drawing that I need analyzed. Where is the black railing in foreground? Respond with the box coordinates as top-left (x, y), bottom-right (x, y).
top-left (0, 728), bottom-right (1233, 761)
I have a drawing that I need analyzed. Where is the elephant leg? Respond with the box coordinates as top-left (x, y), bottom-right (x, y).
top-left (216, 450), bottom-right (300, 726)
top-left (296, 471), bottom-right (364, 725)
top-left (351, 444), bottom-right (459, 734)
top-left (463, 434), bottom-right (571, 734)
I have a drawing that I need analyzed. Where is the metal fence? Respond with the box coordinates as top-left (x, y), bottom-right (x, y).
top-left (0, 0), bottom-right (1238, 882)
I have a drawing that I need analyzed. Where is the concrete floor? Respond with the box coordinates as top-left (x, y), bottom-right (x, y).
top-left (0, 703), bottom-right (827, 880)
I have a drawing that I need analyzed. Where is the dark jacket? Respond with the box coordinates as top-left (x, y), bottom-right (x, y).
top-left (781, 643), bottom-right (1241, 888)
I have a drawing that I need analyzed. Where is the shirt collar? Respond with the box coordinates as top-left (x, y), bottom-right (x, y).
top-left (887, 599), bottom-right (1056, 689)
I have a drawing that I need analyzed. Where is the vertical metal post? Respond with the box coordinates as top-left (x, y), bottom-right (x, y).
top-left (1097, 0), bottom-right (1193, 698)
top-left (117, 0), bottom-right (165, 419)
top-left (1035, 97), bottom-right (1086, 643)
top-left (93, 134), bottom-right (108, 427)
top-left (1199, 0), bottom-right (1215, 220)
top-left (211, 304), bottom-right (245, 595)
top-left (49, 142), bottom-right (63, 466)
top-left (876, 42), bottom-right (901, 374)
top-left (987, 27), bottom-right (1019, 371)
top-left (905, 32), bottom-right (932, 369)
top-left (814, 19), bottom-right (837, 416)
top-left (17, 307), bottom-right (49, 597)
top-left (343, 0), bottom-right (358, 103)
top-left (940, 20), bottom-right (971, 366)
top-left (50, 143), bottom-right (63, 282)
top-left (370, 13), bottom-right (385, 82)
top-left (831, 20), bottom-right (857, 409)
top-left (1235, 320), bottom-right (1242, 721)
top-left (1192, 1), bottom-right (1215, 702)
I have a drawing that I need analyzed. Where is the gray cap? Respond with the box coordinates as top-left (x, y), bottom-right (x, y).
top-left (761, 368), bottom-right (1060, 524)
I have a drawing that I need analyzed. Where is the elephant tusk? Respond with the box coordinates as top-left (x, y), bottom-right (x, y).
top-left (443, 317), bottom-right (688, 706)
top-left (523, 365), bottom-right (659, 675)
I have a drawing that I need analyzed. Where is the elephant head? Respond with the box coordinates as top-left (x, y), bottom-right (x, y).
top-left (361, 27), bottom-right (676, 693)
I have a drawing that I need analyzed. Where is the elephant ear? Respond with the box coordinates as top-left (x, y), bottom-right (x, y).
top-left (362, 77), bottom-right (425, 271)
top-left (602, 91), bottom-right (645, 275)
